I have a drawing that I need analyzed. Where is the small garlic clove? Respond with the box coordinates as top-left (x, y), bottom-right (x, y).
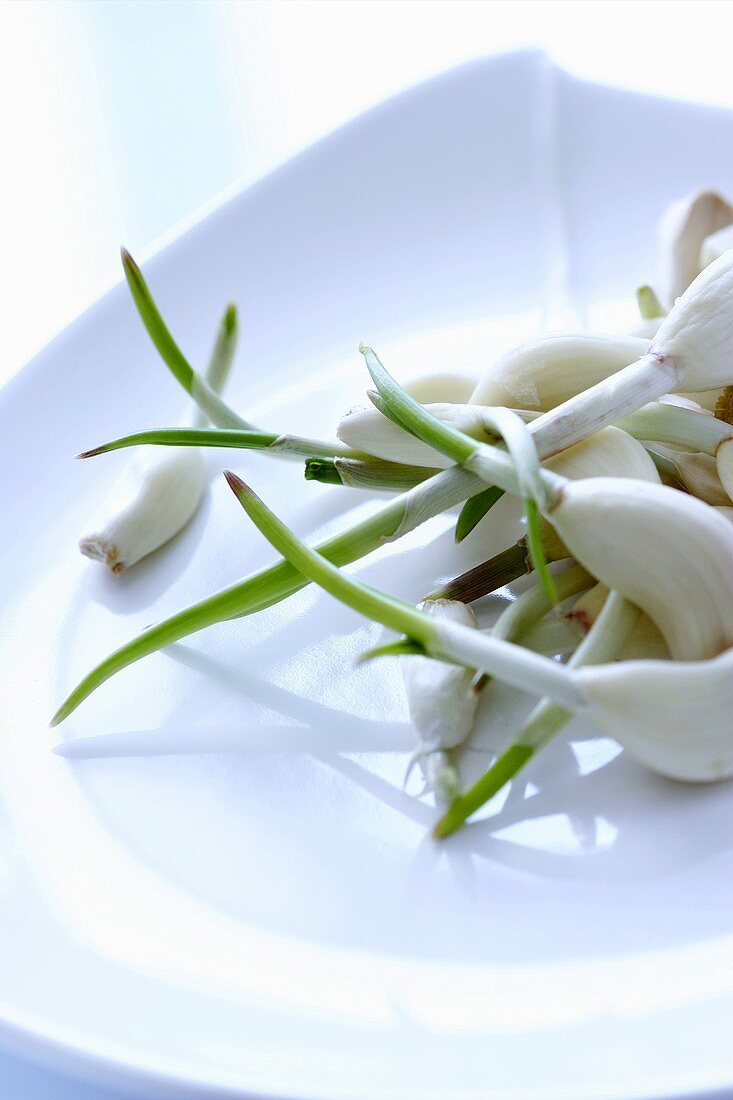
top-left (626, 317), bottom-right (664, 340)
top-left (403, 372), bottom-right (479, 405)
top-left (535, 427), bottom-right (660, 563)
top-left (700, 225), bottom-right (733, 269)
top-left (578, 647), bottom-right (733, 782)
top-left (79, 447), bottom-right (206, 573)
top-left (565, 583), bottom-right (669, 661)
top-left (401, 599), bottom-right (480, 757)
top-left (650, 249), bottom-right (733, 393)
top-left (544, 426), bottom-right (659, 483)
top-left (657, 190), bottom-right (733, 308)
top-left (659, 393), bottom-right (713, 415)
top-left (648, 444), bottom-right (731, 506)
top-left (715, 438), bottom-right (733, 503)
top-left (470, 333), bottom-right (647, 411)
top-left (337, 402), bottom-right (498, 467)
top-left (548, 477), bottom-right (733, 660)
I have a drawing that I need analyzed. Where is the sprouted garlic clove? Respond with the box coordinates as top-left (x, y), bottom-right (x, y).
top-left (656, 189), bottom-right (733, 308)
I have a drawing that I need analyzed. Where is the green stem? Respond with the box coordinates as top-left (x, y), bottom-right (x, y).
top-left (426, 541), bottom-right (531, 603)
top-left (636, 285), bottom-right (664, 320)
top-left (363, 345), bottom-right (565, 506)
top-left (52, 466), bottom-right (483, 724)
top-left (305, 456), bottom-right (436, 491)
top-left (78, 428), bottom-right (359, 461)
top-left (434, 591), bottom-right (639, 838)
top-left (455, 486), bottom-right (506, 542)
top-left (225, 473), bottom-right (587, 708)
top-left (617, 403), bottom-right (730, 455)
top-left (121, 249), bottom-right (255, 431)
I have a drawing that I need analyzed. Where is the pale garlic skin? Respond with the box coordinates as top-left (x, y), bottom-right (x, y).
top-left (535, 427), bottom-right (659, 561)
top-left (548, 477), bottom-right (733, 661)
top-left (649, 249), bottom-right (733, 392)
top-left (716, 440), bottom-right (733, 504)
top-left (649, 444), bottom-right (731, 507)
top-left (401, 599), bottom-right (480, 756)
top-left (79, 447), bottom-right (206, 573)
top-left (578, 647), bottom-right (733, 782)
top-left (337, 402), bottom-right (499, 468)
top-left (469, 333), bottom-right (647, 411)
top-left (566, 583), bottom-right (669, 662)
top-left (700, 224), bottom-right (733, 269)
top-left (656, 189), bottom-right (733, 308)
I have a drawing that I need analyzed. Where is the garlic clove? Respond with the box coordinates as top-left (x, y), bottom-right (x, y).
top-left (715, 438), bottom-right (733, 503)
top-left (79, 447), bottom-right (207, 573)
top-left (470, 333), bottom-right (647, 411)
top-left (549, 477), bottom-right (733, 660)
top-left (700, 225), bottom-right (733, 269)
top-left (544, 426), bottom-right (659, 482)
top-left (647, 443), bottom-right (731, 506)
top-left (565, 583), bottom-right (669, 661)
top-left (578, 647), bottom-right (733, 781)
top-left (649, 249), bottom-right (733, 393)
top-left (401, 599), bottom-right (480, 756)
top-left (626, 317), bottom-right (664, 340)
top-left (403, 371), bottom-right (479, 405)
top-left (337, 402), bottom-right (498, 467)
top-left (657, 189), bottom-right (733, 308)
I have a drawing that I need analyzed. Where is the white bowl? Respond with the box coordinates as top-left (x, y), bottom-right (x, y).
top-left (1, 51), bottom-right (733, 1100)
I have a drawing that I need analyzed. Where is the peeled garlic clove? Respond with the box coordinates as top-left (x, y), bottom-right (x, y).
top-left (657, 190), bottom-right (733, 308)
top-left (401, 599), bottom-right (480, 756)
top-left (649, 444), bottom-right (731, 506)
top-left (548, 477), bottom-right (733, 660)
top-left (659, 393), bottom-right (713, 415)
top-left (79, 447), bottom-right (207, 573)
top-left (566, 583), bottom-right (669, 661)
top-left (700, 224), bottom-right (733, 269)
top-left (650, 250), bottom-right (733, 393)
top-left (337, 402), bottom-right (497, 467)
top-left (578, 647), bottom-right (733, 781)
top-left (470, 333), bottom-right (647, 411)
top-left (626, 317), bottom-right (664, 340)
top-left (535, 427), bottom-right (660, 562)
top-left (716, 438), bottom-right (733, 503)
top-left (403, 372), bottom-right (479, 405)
top-left (545, 426), bottom-right (659, 482)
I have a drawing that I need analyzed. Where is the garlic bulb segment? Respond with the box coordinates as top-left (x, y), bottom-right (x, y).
top-left (716, 438), bottom-right (733, 503)
top-left (649, 250), bottom-right (733, 392)
top-left (470, 333), bottom-right (647, 411)
top-left (548, 477), bottom-right (733, 660)
top-left (79, 447), bottom-right (207, 573)
top-left (647, 444), bottom-right (731, 506)
top-left (700, 224), bottom-right (733, 270)
top-left (657, 190), bottom-right (733, 307)
top-left (566, 584), bottom-right (669, 661)
top-left (578, 647), bottom-right (733, 781)
top-left (544, 426), bottom-right (659, 483)
top-left (401, 599), bottom-right (481, 756)
top-left (403, 371), bottom-right (479, 405)
top-left (337, 402), bottom-right (499, 468)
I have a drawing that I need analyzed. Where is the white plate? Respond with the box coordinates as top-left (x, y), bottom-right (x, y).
top-left (2, 51), bottom-right (733, 1100)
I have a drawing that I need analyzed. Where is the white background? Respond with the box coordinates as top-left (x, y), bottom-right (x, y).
top-left (1, 1), bottom-right (731, 1095)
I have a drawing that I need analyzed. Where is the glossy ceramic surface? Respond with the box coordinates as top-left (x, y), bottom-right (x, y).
top-left (1, 52), bottom-right (733, 1100)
